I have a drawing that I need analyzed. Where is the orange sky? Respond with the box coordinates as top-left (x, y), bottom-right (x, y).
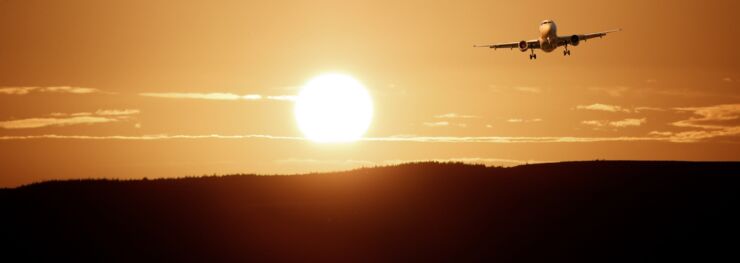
top-left (1, 0), bottom-right (739, 187)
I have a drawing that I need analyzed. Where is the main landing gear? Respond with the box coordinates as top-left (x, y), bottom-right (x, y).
top-left (529, 49), bottom-right (537, 60)
top-left (563, 45), bottom-right (571, 56)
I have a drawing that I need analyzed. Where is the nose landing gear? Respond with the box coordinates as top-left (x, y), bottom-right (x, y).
top-left (529, 49), bottom-right (537, 60)
top-left (563, 45), bottom-right (571, 56)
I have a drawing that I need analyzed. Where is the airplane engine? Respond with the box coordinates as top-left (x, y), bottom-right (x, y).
top-left (518, 40), bottom-right (529, 52)
top-left (570, 35), bottom-right (580, 46)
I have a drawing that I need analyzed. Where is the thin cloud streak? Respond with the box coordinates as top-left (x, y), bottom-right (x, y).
top-left (0, 134), bottom-right (667, 143)
top-left (609, 118), bottom-right (646, 127)
top-left (95, 109), bottom-right (141, 116)
top-left (576, 103), bottom-right (630, 113)
top-left (507, 118), bottom-right (542, 123)
top-left (0, 86), bottom-right (105, 95)
top-left (0, 109), bottom-right (140, 129)
top-left (0, 134), bottom-right (304, 141)
top-left (0, 116), bottom-right (118, 129)
top-left (581, 118), bottom-right (646, 128)
top-left (575, 103), bottom-right (664, 113)
top-left (434, 113), bottom-right (480, 119)
top-left (0, 132), bottom-right (732, 143)
top-left (139, 92), bottom-right (259, 100)
top-left (362, 135), bottom-right (668, 143)
top-left (139, 92), bottom-right (295, 101)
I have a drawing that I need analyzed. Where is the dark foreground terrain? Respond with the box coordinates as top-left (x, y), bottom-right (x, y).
top-left (1, 161), bottom-right (739, 262)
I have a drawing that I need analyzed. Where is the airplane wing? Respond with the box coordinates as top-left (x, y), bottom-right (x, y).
top-left (559, 29), bottom-right (621, 45)
top-left (473, 39), bottom-right (540, 50)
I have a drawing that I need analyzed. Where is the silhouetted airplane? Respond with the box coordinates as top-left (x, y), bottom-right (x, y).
top-left (474, 20), bottom-right (621, 60)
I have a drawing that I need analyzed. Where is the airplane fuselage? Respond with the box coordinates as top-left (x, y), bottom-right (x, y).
top-left (539, 20), bottom-right (559, 52)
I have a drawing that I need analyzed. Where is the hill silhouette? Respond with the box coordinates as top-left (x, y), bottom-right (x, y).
top-left (2, 161), bottom-right (739, 262)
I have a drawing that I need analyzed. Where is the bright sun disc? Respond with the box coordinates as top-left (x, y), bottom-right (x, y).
top-left (294, 73), bottom-right (373, 143)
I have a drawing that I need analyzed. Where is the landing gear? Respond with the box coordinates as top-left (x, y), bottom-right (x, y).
top-left (529, 49), bottom-right (537, 60)
top-left (563, 45), bottom-right (571, 56)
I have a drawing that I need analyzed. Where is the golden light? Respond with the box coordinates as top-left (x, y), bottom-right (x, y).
top-left (294, 73), bottom-right (373, 143)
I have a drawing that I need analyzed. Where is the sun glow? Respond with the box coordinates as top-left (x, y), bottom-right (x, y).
top-left (294, 73), bottom-right (373, 143)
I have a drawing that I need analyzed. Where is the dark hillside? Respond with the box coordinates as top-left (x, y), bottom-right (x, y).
top-left (2, 161), bottom-right (739, 262)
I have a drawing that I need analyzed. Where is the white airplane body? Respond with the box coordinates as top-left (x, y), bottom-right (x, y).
top-left (475, 20), bottom-right (621, 60)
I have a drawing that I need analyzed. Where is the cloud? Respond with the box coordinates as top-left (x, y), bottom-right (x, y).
top-left (576, 103), bottom-right (630, 113)
top-left (581, 118), bottom-right (646, 128)
top-left (609, 118), bottom-right (646, 127)
top-left (581, 120), bottom-right (607, 127)
top-left (41, 86), bottom-right (101, 94)
top-left (514, 87), bottom-right (542, 93)
top-left (139, 92), bottom-right (259, 100)
top-left (0, 133), bottom-right (669, 143)
top-left (0, 86), bottom-right (104, 95)
top-left (47, 109), bottom-right (140, 117)
top-left (423, 121), bottom-right (450, 127)
top-left (665, 104), bottom-right (740, 142)
top-left (507, 118), bottom-right (542, 123)
top-left (0, 109), bottom-right (140, 129)
top-left (0, 116), bottom-right (118, 129)
top-left (634, 106), bottom-right (665, 112)
top-left (426, 114), bottom-right (479, 128)
top-left (647, 104), bottom-right (740, 142)
top-left (1, 132), bottom-right (730, 144)
top-left (649, 131), bottom-right (673, 136)
top-left (94, 109), bottom-right (141, 116)
top-left (723, 77), bottom-right (733, 83)
top-left (243, 94), bottom-right (263, 100)
top-left (434, 113), bottom-right (480, 119)
top-left (363, 135), bottom-right (666, 143)
top-left (140, 92), bottom-right (296, 101)
top-left (9, 104), bottom-right (740, 144)
top-left (576, 104), bottom-right (664, 113)
top-left (0, 134), bottom-right (303, 141)
top-left (0, 87), bottom-right (36, 95)
top-left (591, 86), bottom-right (737, 99)
top-left (667, 127), bottom-right (740, 143)
top-left (673, 104), bottom-right (740, 129)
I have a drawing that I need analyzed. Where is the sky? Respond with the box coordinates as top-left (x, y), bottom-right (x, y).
top-left (1, 0), bottom-right (739, 187)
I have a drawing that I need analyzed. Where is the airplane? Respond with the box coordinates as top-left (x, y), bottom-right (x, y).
top-left (474, 20), bottom-right (621, 60)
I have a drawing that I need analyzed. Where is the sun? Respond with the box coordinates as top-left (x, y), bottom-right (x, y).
top-left (294, 73), bottom-right (373, 143)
